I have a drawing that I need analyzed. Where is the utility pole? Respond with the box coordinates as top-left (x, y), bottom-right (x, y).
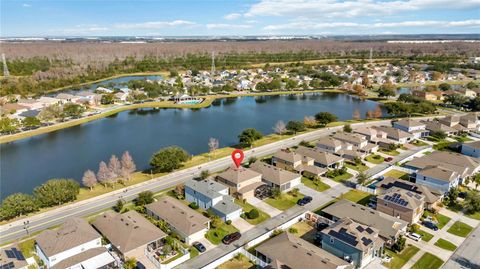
top-left (2, 53), bottom-right (9, 77)
top-left (211, 51), bottom-right (215, 75)
top-left (369, 48), bottom-right (373, 65)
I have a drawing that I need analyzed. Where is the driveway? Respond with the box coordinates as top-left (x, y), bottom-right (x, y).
top-left (296, 183), bottom-right (323, 200)
top-left (249, 197), bottom-right (282, 217)
top-left (232, 217), bottom-right (254, 233)
top-left (196, 237), bottom-right (216, 253)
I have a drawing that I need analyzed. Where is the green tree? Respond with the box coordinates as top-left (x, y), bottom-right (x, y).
top-left (378, 83), bottom-right (396, 98)
top-left (0, 117), bottom-right (19, 133)
top-left (464, 191), bottom-right (480, 214)
top-left (445, 94), bottom-right (468, 107)
top-left (0, 193), bottom-right (39, 220)
top-left (114, 199), bottom-right (124, 212)
top-left (200, 170), bottom-right (209, 180)
top-left (150, 146), bottom-right (190, 172)
top-left (247, 209), bottom-right (259, 219)
top-left (101, 93), bottom-right (115, 105)
top-left (33, 179), bottom-right (80, 207)
top-left (286, 120), bottom-right (306, 134)
top-left (430, 130), bottom-right (447, 140)
top-left (447, 188), bottom-right (459, 206)
top-left (63, 103), bottom-right (85, 118)
top-left (314, 112), bottom-right (337, 126)
top-left (466, 81), bottom-right (479, 89)
top-left (438, 83), bottom-right (451, 91)
top-left (238, 128), bottom-right (263, 148)
top-left (136, 191), bottom-right (154, 206)
top-left (392, 235), bottom-right (406, 253)
top-left (356, 172), bottom-right (369, 185)
top-left (123, 258), bottom-right (137, 269)
top-left (22, 117), bottom-right (41, 128)
top-left (343, 124), bottom-right (352, 133)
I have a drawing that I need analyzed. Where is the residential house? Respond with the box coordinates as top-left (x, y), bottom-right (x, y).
top-left (424, 120), bottom-right (459, 136)
top-left (0, 245), bottom-right (28, 269)
top-left (415, 166), bottom-right (461, 194)
top-left (321, 199), bottom-right (408, 247)
top-left (316, 137), bottom-right (343, 154)
top-left (353, 127), bottom-right (388, 143)
top-left (249, 161), bottom-right (301, 191)
top-left (55, 93), bottom-right (80, 104)
top-left (372, 126), bottom-right (414, 144)
top-left (412, 90), bottom-right (443, 101)
top-left (296, 146), bottom-right (344, 168)
top-left (0, 103), bottom-right (28, 116)
top-left (216, 166), bottom-right (263, 199)
top-left (393, 119), bottom-right (429, 138)
top-left (459, 113), bottom-right (479, 132)
top-left (92, 210), bottom-right (167, 260)
top-left (145, 197), bottom-right (210, 245)
top-left (321, 218), bottom-right (384, 269)
top-left (376, 188), bottom-right (425, 224)
top-left (35, 218), bottom-right (114, 268)
top-left (462, 140), bottom-right (480, 158)
top-left (377, 177), bottom-right (442, 210)
top-left (50, 248), bottom-right (116, 269)
top-left (184, 179), bottom-right (242, 221)
top-left (255, 232), bottom-right (353, 269)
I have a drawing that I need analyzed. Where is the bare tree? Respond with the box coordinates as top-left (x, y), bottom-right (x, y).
top-left (108, 155), bottom-right (122, 177)
top-left (97, 161), bottom-right (110, 186)
top-left (208, 137), bottom-right (219, 153)
top-left (273, 120), bottom-right (287, 135)
top-left (353, 109), bottom-right (361, 120)
top-left (303, 116), bottom-right (317, 128)
top-left (82, 170), bottom-right (97, 190)
top-left (366, 110), bottom-right (374, 119)
top-left (374, 105), bottom-right (383, 118)
top-left (121, 151), bottom-right (136, 180)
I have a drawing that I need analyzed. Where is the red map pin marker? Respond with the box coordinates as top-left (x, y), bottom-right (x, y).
top-left (231, 149), bottom-right (244, 168)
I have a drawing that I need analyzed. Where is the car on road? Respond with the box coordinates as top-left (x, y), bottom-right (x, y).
top-left (193, 242), bottom-right (206, 252)
top-left (406, 232), bottom-right (422, 242)
top-left (385, 157), bottom-right (393, 162)
top-left (423, 221), bottom-right (438, 231)
top-left (297, 196), bottom-right (312, 206)
top-left (222, 232), bottom-right (241, 245)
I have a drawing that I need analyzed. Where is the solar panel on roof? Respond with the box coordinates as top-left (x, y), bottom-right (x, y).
top-left (0, 262), bottom-right (14, 269)
top-left (12, 248), bottom-right (25, 261)
top-left (4, 250), bottom-right (14, 259)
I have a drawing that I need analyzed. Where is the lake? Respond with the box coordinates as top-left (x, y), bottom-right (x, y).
top-left (0, 92), bottom-right (386, 198)
top-left (57, 75), bottom-right (163, 94)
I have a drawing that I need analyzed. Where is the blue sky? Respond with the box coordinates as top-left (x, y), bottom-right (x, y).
top-left (2, 0), bottom-right (480, 37)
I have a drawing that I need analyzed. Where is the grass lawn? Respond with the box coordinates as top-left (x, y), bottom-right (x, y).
top-left (345, 162), bottom-right (369, 172)
top-left (340, 189), bottom-right (372, 205)
top-left (434, 238), bottom-right (457, 251)
top-left (265, 193), bottom-right (305, 211)
top-left (217, 254), bottom-right (255, 269)
top-left (435, 214), bottom-right (452, 229)
top-left (411, 140), bottom-right (428, 147)
top-left (411, 252), bottom-right (444, 269)
top-left (454, 136), bottom-right (473, 142)
top-left (301, 177), bottom-right (331, 192)
top-left (327, 172), bottom-right (353, 182)
top-left (383, 245), bottom-right (420, 269)
top-left (234, 199), bottom-right (270, 225)
top-left (18, 238), bottom-right (35, 258)
top-left (466, 211), bottom-right (480, 220)
top-left (417, 229), bottom-right (434, 242)
top-left (379, 148), bottom-right (400, 156)
top-left (290, 221), bottom-right (315, 237)
top-left (433, 141), bottom-right (455, 151)
top-left (365, 154), bottom-right (384, 164)
top-left (205, 223), bottom-right (239, 245)
top-left (188, 246), bottom-right (200, 259)
top-left (447, 221), bottom-right (473, 237)
top-left (383, 169), bottom-right (409, 180)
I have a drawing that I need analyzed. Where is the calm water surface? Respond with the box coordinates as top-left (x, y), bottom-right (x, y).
top-left (0, 93), bottom-right (386, 198)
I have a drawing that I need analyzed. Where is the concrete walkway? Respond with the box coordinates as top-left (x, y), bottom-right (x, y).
top-left (232, 217), bottom-right (254, 233)
top-left (249, 197), bottom-right (282, 217)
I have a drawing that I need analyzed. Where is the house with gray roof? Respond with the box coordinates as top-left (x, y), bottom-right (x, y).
top-left (393, 119), bottom-right (428, 138)
top-left (415, 165), bottom-right (461, 194)
top-left (321, 218), bottom-right (384, 269)
top-left (376, 188), bottom-right (425, 224)
top-left (372, 126), bottom-right (414, 143)
top-left (461, 140), bottom-right (480, 158)
top-left (146, 196), bottom-right (210, 245)
top-left (249, 161), bottom-right (301, 192)
top-left (0, 245), bottom-right (28, 269)
top-left (35, 218), bottom-right (112, 268)
top-left (184, 179), bottom-right (242, 221)
top-left (321, 199), bottom-right (407, 247)
top-left (272, 148), bottom-right (325, 177)
top-left (296, 146), bottom-right (344, 168)
top-left (216, 167), bottom-right (263, 199)
top-left (51, 248), bottom-right (116, 269)
top-left (255, 232), bottom-right (353, 269)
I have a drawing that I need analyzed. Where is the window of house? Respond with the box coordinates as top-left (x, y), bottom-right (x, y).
top-left (330, 238), bottom-right (334, 244)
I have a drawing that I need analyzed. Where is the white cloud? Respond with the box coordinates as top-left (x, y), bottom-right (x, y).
top-left (224, 13), bottom-right (242, 20)
top-left (206, 23), bottom-right (253, 29)
top-left (49, 25), bottom-right (109, 35)
top-left (246, 0), bottom-right (480, 18)
top-left (22, 3), bottom-right (31, 7)
top-left (114, 20), bottom-right (197, 29)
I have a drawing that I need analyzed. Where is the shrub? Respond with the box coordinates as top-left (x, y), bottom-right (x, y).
top-left (247, 209), bottom-right (259, 219)
top-left (189, 202), bottom-right (199, 209)
top-left (226, 220), bottom-right (232, 225)
top-left (288, 227), bottom-right (298, 234)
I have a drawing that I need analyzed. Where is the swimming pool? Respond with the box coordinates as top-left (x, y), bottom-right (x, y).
top-left (177, 99), bottom-right (203, 105)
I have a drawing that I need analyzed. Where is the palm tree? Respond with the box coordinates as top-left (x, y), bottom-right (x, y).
top-left (356, 172), bottom-right (369, 185)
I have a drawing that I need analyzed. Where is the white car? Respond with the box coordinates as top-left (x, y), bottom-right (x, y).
top-left (407, 232), bottom-right (422, 242)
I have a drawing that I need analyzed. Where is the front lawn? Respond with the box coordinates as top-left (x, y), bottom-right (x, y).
top-left (447, 221), bottom-right (473, 237)
top-left (411, 252), bottom-right (444, 269)
top-left (411, 140), bottom-right (428, 147)
top-left (340, 189), bottom-right (372, 205)
top-left (345, 162), bottom-right (369, 172)
top-left (217, 254), bottom-right (255, 269)
top-left (265, 192), bottom-right (304, 211)
top-left (435, 214), bottom-right (451, 229)
top-left (365, 154), bottom-right (384, 164)
top-left (383, 169), bottom-right (409, 180)
top-left (454, 135), bottom-right (473, 142)
top-left (417, 229), bottom-right (434, 242)
top-left (301, 177), bottom-right (331, 192)
top-left (383, 245), bottom-right (420, 269)
top-left (205, 223), bottom-right (239, 245)
top-left (234, 200), bottom-right (270, 225)
top-left (433, 141), bottom-right (455, 151)
top-left (327, 172), bottom-right (353, 182)
top-left (434, 238), bottom-right (457, 251)
top-left (380, 148), bottom-right (400, 156)
top-left (466, 211), bottom-right (480, 220)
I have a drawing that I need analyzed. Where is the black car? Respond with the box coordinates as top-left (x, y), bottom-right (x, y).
top-left (193, 242), bottom-right (206, 252)
top-left (222, 232), bottom-right (241, 245)
top-left (423, 221), bottom-right (438, 231)
top-left (297, 196), bottom-right (313, 206)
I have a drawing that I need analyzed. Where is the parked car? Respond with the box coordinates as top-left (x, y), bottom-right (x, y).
top-left (222, 232), bottom-right (241, 245)
top-left (316, 222), bottom-right (329, 231)
top-left (385, 157), bottom-right (393, 162)
top-left (297, 196), bottom-right (313, 206)
top-left (423, 221), bottom-right (438, 231)
top-left (458, 192), bottom-right (467, 199)
top-left (406, 232), bottom-right (422, 242)
top-left (193, 242), bottom-right (206, 252)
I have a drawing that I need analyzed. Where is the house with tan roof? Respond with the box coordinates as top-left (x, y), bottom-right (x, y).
top-left (461, 140), bottom-right (480, 158)
top-left (216, 166), bottom-right (263, 199)
top-left (255, 232), bottom-right (353, 269)
top-left (321, 218), bottom-right (384, 269)
top-left (249, 161), bottom-right (301, 192)
top-left (35, 218), bottom-right (114, 268)
top-left (296, 146), bottom-right (344, 169)
top-left (146, 196), bottom-right (210, 245)
top-left (424, 120), bottom-right (459, 136)
top-left (393, 119), bottom-right (428, 138)
top-left (372, 126), bottom-right (414, 144)
top-left (354, 127), bottom-right (387, 143)
top-left (321, 199), bottom-right (407, 247)
top-left (376, 188), bottom-right (425, 224)
top-left (415, 165), bottom-right (461, 194)
top-left (272, 149), bottom-right (326, 177)
top-left (92, 210), bottom-right (167, 260)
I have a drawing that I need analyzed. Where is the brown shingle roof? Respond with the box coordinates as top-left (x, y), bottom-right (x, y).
top-left (249, 161), bottom-right (300, 186)
top-left (36, 218), bottom-right (101, 257)
top-left (217, 166), bottom-right (262, 184)
top-left (296, 146), bottom-right (344, 166)
top-left (145, 197), bottom-right (209, 236)
top-left (417, 165), bottom-right (459, 183)
top-left (407, 151), bottom-right (479, 178)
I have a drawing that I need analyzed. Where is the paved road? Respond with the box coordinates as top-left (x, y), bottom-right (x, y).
top-left (1, 117), bottom-right (436, 244)
top-left (442, 224), bottom-right (480, 269)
